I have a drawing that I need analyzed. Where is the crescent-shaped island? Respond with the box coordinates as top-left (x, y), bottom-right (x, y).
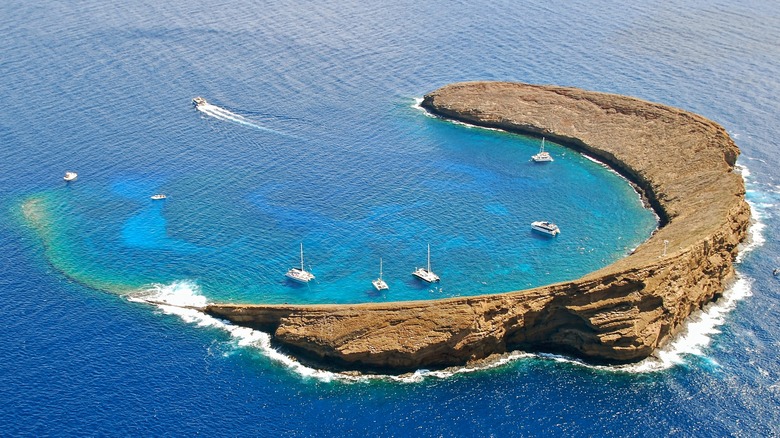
top-left (206, 82), bottom-right (750, 373)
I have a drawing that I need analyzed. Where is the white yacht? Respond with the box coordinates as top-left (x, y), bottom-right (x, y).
top-left (286, 242), bottom-right (315, 283)
top-left (531, 220), bottom-right (560, 236)
top-left (150, 194), bottom-right (167, 200)
top-left (63, 171), bottom-right (78, 182)
top-left (192, 96), bottom-right (207, 107)
top-left (532, 138), bottom-right (553, 162)
top-left (372, 257), bottom-right (389, 291)
top-left (412, 244), bottom-right (440, 283)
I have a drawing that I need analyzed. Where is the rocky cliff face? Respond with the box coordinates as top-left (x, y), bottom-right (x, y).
top-left (206, 82), bottom-right (750, 373)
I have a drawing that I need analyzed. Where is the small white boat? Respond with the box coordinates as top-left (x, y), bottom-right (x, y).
top-left (150, 194), bottom-right (167, 200)
top-left (532, 138), bottom-right (553, 162)
top-left (372, 257), bottom-right (389, 291)
top-left (63, 171), bottom-right (78, 182)
top-left (412, 244), bottom-right (440, 283)
top-left (531, 220), bottom-right (560, 236)
top-left (286, 242), bottom-right (315, 283)
top-left (192, 96), bottom-right (207, 107)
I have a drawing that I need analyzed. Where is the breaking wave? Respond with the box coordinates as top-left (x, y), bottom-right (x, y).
top-left (123, 280), bottom-right (539, 383)
top-left (121, 162), bottom-right (764, 383)
top-left (125, 269), bottom-right (753, 383)
top-left (124, 280), bottom-right (368, 382)
top-left (735, 164), bottom-right (767, 262)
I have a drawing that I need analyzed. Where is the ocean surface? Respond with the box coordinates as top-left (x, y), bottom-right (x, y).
top-left (2, 0), bottom-right (779, 435)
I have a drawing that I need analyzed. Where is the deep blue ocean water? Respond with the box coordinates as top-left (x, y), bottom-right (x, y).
top-left (2, 0), bottom-right (779, 435)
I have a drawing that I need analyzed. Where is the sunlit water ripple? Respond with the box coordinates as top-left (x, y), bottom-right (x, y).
top-left (2, 0), bottom-right (779, 435)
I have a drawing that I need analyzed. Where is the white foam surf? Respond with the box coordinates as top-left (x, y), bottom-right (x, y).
top-left (196, 102), bottom-right (291, 137)
top-left (125, 281), bottom-right (372, 382)
top-left (126, 270), bottom-right (755, 382)
top-left (126, 280), bottom-right (209, 308)
top-left (125, 160), bottom-right (764, 382)
top-left (412, 96), bottom-right (503, 132)
top-left (455, 273), bottom-right (754, 375)
top-left (123, 281), bottom-right (543, 383)
top-left (735, 164), bottom-right (767, 262)
top-left (376, 163), bottom-right (763, 377)
top-left (594, 162), bottom-right (763, 373)
top-left (617, 274), bottom-right (754, 372)
top-left (560, 162), bottom-right (763, 373)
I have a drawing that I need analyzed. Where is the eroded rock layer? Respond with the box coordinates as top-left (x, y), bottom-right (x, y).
top-left (206, 82), bottom-right (750, 372)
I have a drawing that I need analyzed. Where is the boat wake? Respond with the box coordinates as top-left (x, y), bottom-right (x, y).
top-left (195, 100), bottom-right (292, 137)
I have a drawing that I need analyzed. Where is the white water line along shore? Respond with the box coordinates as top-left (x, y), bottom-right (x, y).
top-left (125, 166), bottom-right (762, 382)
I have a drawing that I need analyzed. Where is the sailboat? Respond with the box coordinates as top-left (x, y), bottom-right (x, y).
top-left (412, 244), bottom-right (440, 283)
top-left (372, 257), bottom-right (389, 291)
top-left (285, 242), bottom-right (315, 283)
top-left (532, 137), bottom-right (553, 162)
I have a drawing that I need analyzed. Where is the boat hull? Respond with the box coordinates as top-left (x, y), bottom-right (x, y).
top-left (192, 97), bottom-right (207, 107)
top-left (372, 279), bottom-right (389, 291)
top-left (412, 268), bottom-right (440, 283)
top-left (532, 153), bottom-right (553, 162)
top-left (531, 221), bottom-right (560, 236)
top-left (286, 268), bottom-right (314, 283)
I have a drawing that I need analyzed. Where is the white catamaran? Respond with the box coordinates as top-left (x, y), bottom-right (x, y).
top-left (285, 242), bottom-right (315, 283)
top-left (532, 138), bottom-right (553, 162)
top-left (372, 257), bottom-right (389, 291)
top-left (412, 244), bottom-right (440, 283)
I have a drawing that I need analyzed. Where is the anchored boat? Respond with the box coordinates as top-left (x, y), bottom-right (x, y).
top-left (531, 220), bottom-right (560, 236)
top-left (286, 243), bottom-right (315, 283)
top-left (372, 257), bottom-right (389, 291)
top-left (531, 138), bottom-right (553, 162)
top-left (412, 244), bottom-right (440, 283)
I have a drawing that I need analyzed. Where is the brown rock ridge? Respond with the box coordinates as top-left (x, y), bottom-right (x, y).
top-left (206, 82), bottom-right (750, 373)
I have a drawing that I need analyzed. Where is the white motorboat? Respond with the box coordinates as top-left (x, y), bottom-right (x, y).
top-left (286, 242), bottom-right (315, 283)
top-left (532, 138), bottom-right (553, 162)
top-left (531, 220), bottom-right (560, 236)
top-left (150, 194), bottom-right (167, 200)
top-left (192, 96), bottom-right (207, 107)
top-left (372, 257), bottom-right (389, 291)
top-left (63, 171), bottom-right (78, 182)
top-left (412, 244), bottom-right (440, 283)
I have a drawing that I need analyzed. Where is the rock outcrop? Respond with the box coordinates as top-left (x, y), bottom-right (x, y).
top-left (206, 82), bottom-right (750, 373)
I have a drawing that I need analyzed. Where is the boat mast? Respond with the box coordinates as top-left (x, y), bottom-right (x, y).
top-left (379, 257), bottom-right (383, 280)
top-left (300, 242), bottom-right (304, 271)
top-left (541, 137), bottom-right (545, 152)
top-left (427, 244), bottom-right (431, 272)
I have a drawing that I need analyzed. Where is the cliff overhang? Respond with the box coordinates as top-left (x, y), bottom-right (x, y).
top-left (206, 82), bottom-right (750, 373)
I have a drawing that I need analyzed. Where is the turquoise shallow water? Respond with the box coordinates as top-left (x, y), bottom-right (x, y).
top-left (24, 102), bottom-right (655, 304)
top-left (2, 0), bottom-right (780, 435)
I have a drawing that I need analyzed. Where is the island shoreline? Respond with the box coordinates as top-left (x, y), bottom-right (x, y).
top-left (417, 101), bottom-right (664, 232)
top-left (206, 81), bottom-right (750, 374)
